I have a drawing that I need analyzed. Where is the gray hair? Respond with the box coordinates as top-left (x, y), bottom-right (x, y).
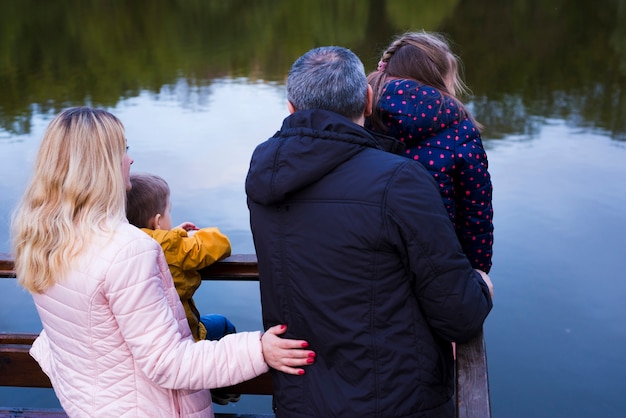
top-left (286, 46), bottom-right (368, 120)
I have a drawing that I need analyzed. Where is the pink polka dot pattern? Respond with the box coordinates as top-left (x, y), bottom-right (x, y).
top-left (367, 79), bottom-right (494, 272)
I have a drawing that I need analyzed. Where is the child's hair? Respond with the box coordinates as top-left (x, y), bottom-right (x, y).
top-left (368, 30), bottom-right (482, 131)
top-left (126, 173), bottom-right (170, 229)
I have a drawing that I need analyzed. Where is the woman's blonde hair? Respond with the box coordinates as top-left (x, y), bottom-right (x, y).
top-left (368, 30), bottom-right (482, 131)
top-left (11, 107), bottom-right (128, 293)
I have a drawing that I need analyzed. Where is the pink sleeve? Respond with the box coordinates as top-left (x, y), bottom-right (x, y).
top-left (103, 238), bottom-right (267, 389)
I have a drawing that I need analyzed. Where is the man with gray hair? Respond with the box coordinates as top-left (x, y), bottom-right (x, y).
top-left (245, 46), bottom-right (493, 417)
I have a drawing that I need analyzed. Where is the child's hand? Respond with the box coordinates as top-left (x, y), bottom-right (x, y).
top-left (261, 325), bottom-right (316, 375)
top-left (176, 222), bottom-right (199, 232)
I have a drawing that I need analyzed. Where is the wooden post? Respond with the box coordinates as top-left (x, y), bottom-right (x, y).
top-left (456, 329), bottom-right (491, 418)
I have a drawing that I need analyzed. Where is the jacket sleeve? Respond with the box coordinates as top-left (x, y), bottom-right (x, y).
top-left (386, 161), bottom-right (493, 343)
top-left (29, 330), bottom-right (52, 378)
top-left (453, 120), bottom-right (494, 273)
top-left (103, 237), bottom-right (267, 390)
top-left (176, 227), bottom-right (232, 271)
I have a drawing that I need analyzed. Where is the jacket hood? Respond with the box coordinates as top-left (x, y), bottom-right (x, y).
top-left (246, 109), bottom-right (401, 205)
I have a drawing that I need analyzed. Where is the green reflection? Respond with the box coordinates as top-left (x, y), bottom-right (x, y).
top-left (1, 0), bottom-right (625, 140)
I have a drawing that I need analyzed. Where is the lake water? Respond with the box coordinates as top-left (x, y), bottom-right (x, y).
top-left (2, 1), bottom-right (626, 417)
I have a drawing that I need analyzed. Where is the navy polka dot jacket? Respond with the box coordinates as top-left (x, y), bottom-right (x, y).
top-left (368, 79), bottom-right (494, 272)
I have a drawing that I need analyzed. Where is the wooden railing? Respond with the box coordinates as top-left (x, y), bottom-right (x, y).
top-left (0, 254), bottom-right (491, 418)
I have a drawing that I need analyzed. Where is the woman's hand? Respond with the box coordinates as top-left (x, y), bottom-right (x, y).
top-left (261, 325), bottom-right (316, 375)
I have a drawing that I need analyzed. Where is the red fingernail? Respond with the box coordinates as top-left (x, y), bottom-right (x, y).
top-left (307, 357), bottom-right (314, 364)
top-left (298, 369), bottom-right (305, 375)
top-left (308, 352), bottom-right (316, 357)
top-left (281, 324), bottom-right (286, 330)
top-left (301, 342), bottom-right (309, 348)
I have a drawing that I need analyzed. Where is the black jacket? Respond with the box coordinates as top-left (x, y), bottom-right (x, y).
top-left (246, 109), bottom-right (492, 418)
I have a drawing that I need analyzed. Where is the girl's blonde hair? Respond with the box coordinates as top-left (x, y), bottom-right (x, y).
top-left (368, 30), bottom-right (482, 131)
top-left (11, 107), bottom-right (128, 293)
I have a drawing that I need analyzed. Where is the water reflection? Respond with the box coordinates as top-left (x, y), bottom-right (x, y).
top-left (0, 79), bottom-right (287, 254)
top-left (2, 0), bottom-right (626, 139)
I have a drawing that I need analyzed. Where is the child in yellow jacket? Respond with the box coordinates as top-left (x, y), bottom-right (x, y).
top-left (126, 172), bottom-right (239, 404)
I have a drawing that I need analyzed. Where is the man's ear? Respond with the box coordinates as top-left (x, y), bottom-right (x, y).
top-left (287, 100), bottom-right (297, 114)
top-left (364, 84), bottom-right (373, 117)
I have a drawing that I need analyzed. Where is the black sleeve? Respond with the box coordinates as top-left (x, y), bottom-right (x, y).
top-left (385, 160), bottom-right (493, 342)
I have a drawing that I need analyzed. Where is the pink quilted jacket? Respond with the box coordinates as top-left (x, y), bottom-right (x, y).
top-left (30, 222), bottom-right (268, 417)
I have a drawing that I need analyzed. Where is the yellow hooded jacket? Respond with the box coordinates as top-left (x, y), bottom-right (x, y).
top-left (141, 227), bottom-right (231, 341)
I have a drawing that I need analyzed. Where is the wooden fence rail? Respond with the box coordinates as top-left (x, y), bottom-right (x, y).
top-left (0, 254), bottom-right (490, 418)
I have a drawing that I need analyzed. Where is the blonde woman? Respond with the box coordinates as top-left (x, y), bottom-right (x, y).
top-left (11, 107), bottom-right (314, 417)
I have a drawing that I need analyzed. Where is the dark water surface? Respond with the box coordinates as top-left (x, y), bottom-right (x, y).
top-left (1, 1), bottom-right (626, 416)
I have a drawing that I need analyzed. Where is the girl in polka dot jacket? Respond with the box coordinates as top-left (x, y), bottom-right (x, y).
top-left (367, 31), bottom-right (493, 273)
